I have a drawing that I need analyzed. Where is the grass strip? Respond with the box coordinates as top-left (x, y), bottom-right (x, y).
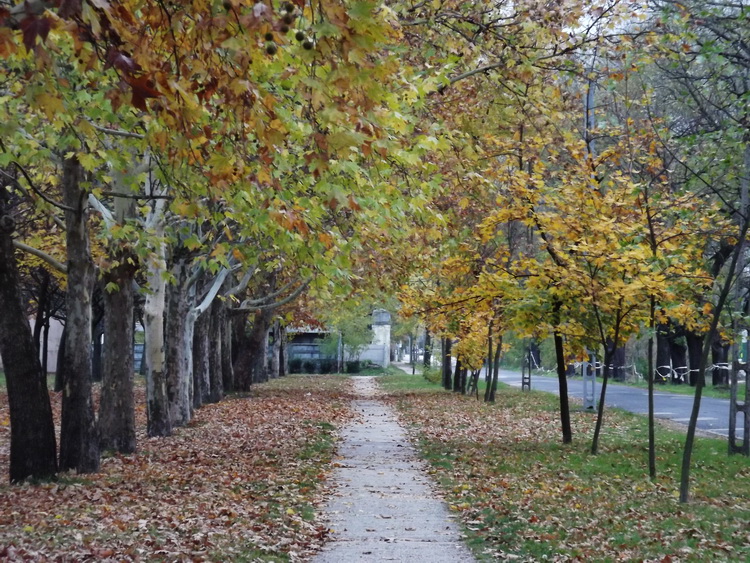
top-left (380, 373), bottom-right (750, 561)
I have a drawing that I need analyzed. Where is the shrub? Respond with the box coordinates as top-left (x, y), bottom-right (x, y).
top-left (346, 360), bottom-right (361, 374)
top-left (423, 367), bottom-right (441, 384)
top-left (302, 360), bottom-right (317, 374)
top-left (319, 359), bottom-right (335, 374)
top-left (289, 358), bottom-right (303, 374)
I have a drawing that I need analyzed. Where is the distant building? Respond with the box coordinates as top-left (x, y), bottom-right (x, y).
top-left (358, 309), bottom-right (391, 368)
top-left (287, 309), bottom-right (392, 369)
top-left (287, 327), bottom-right (333, 362)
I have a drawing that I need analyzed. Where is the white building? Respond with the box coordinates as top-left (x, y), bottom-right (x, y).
top-left (358, 309), bottom-right (391, 368)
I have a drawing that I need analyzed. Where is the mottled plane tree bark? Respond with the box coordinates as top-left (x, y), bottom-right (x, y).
top-left (0, 185), bottom-right (57, 482)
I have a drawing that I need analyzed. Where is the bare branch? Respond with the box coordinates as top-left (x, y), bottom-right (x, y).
top-left (235, 278), bottom-right (312, 312)
top-left (224, 266), bottom-right (256, 297)
top-left (0, 164), bottom-right (74, 212)
top-left (13, 240), bottom-right (67, 273)
top-left (90, 123), bottom-right (146, 140)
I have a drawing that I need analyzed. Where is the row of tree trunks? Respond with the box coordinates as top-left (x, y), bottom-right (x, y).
top-left (231, 309), bottom-right (291, 391)
top-left (3, 159), bottom-right (262, 479)
top-left (655, 323), bottom-right (729, 386)
top-left (485, 335), bottom-right (501, 403)
top-left (190, 298), bottom-right (227, 409)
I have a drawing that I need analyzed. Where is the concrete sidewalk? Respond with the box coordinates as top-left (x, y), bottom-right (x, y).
top-left (312, 376), bottom-right (475, 562)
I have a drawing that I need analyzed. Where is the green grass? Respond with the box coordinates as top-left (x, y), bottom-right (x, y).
top-left (379, 375), bottom-right (750, 561)
top-left (354, 364), bottom-right (405, 376)
top-left (296, 364), bottom-right (406, 377)
top-left (380, 371), bottom-right (441, 391)
top-left (382, 370), bottom-right (493, 394)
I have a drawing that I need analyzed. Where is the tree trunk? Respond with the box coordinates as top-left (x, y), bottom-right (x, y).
top-left (144, 239), bottom-right (171, 437)
top-left (0, 198), bottom-right (58, 482)
top-left (192, 310), bottom-right (210, 410)
top-left (279, 324), bottom-right (288, 378)
top-left (269, 319), bottom-right (281, 380)
top-left (487, 336), bottom-right (502, 403)
top-left (91, 317), bottom-right (103, 383)
top-left (232, 316), bottom-right (252, 391)
top-left (54, 323), bottom-right (67, 392)
top-left (612, 343), bottom-right (626, 382)
top-left (423, 330), bottom-right (432, 368)
top-left (59, 157), bottom-right (100, 474)
top-left (231, 312), bottom-right (247, 365)
top-left (208, 301), bottom-right (224, 403)
top-left (670, 336), bottom-right (688, 384)
top-left (591, 346), bottom-right (614, 455)
top-left (32, 269), bottom-right (49, 357)
top-left (655, 323), bottom-right (671, 383)
top-left (221, 304), bottom-right (234, 392)
top-left (249, 310), bottom-right (271, 384)
top-left (467, 370), bottom-right (480, 399)
top-left (711, 338), bottom-right (729, 386)
top-left (648, 296), bottom-right (657, 479)
top-left (686, 331), bottom-right (703, 387)
top-left (442, 337), bottom-right (452, 390)
top-left (42, 319), bottom-right (50, 377)
top-left (485, 324), bottom-right (493, 401)
top-left (553, 301), bottom-right (573, 444)
top-left (529, 340), bottom-right (541, 369)
top-left (233, 310), bottom-right (271, 389)
top-left (165, 260), bottom-right (193, 426)
top-left (98, 263), bottom-right (136, 454)
top-left (452, 357), bottom-right (462, 392)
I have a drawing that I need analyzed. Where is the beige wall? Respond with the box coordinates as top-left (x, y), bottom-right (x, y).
top-left (0, 318), bottom-right (64, 373)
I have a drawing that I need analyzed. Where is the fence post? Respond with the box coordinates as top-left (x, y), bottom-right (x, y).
top-left (583, 351), bottom-right (597, 410)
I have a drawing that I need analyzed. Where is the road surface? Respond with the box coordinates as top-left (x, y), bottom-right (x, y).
top-left (496, 368), bottom-right (744, 440)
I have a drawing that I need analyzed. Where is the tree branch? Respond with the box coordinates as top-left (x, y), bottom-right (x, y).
top-left (0, 164), bottom-right (74, 212)
top-left (239, 277), bottom-right (310, 308)
top-left (90, 123), bottom-right (146, 139)
top-left (224, 266), bottom-right (256, 297)
top-left (193, 268), bottom-right (231, 316)
top-left (235, 278), bottom-right (311, 312)
top-left (13, 240), bottom-right (67, 273)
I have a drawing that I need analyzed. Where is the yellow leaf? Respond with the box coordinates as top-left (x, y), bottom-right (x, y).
top-left (36, 93), bottom-right (65, 120)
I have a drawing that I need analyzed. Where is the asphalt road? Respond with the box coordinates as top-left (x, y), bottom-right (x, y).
top-left (496, 368), bottom-right (745, 440)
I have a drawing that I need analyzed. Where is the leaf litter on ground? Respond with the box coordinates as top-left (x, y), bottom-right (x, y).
top-left (0, 375), bottom-right (355, 562)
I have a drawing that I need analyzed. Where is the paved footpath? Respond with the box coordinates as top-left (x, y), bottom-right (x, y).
top-left (312, 376), bottom-right (476, 563)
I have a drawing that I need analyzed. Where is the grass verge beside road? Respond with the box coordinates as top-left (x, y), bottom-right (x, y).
top-left (379, 373), bottom-right (750, 561)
